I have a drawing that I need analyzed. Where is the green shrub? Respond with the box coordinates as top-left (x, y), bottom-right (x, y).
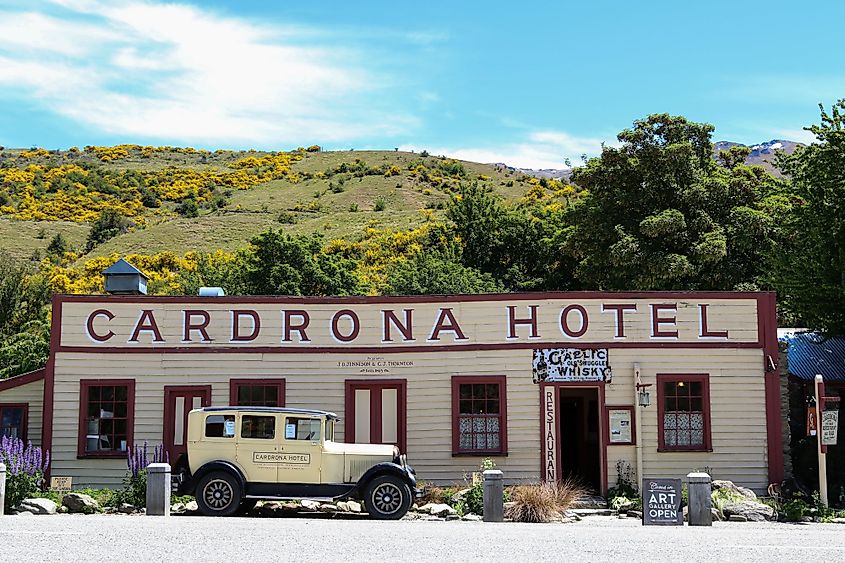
top-left (783, 498), bottom-right (808, 522)
top-left (277, 211), bottom-right (297, 224)
top-left (373, 196), bottom-right (386, 212)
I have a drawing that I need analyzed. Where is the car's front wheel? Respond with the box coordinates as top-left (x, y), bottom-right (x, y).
top-left (363, 474), bottom-right (412, 520)
top-left (196, 471), bottom-right (242, 517)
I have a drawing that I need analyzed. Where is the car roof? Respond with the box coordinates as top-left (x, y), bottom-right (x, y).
top-left (196, 406), bottom-right (339, 419)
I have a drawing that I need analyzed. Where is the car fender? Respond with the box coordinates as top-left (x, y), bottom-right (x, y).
top-left (191, 460), bottom-right (247, 494)
top-left (355, 462), bottom-right (415, 493)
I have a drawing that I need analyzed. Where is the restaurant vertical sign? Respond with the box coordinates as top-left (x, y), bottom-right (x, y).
top-left (543, 386), bottom-right (557, 482)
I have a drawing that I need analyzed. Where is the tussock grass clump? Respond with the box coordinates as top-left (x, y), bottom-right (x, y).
top-left (505, 479), bottom-right (588, 523)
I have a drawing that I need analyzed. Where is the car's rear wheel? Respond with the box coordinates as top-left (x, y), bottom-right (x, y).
top-left (196, 471), bottom-right (242, 517)
top-left (363, 474), bottom-right (412, 520)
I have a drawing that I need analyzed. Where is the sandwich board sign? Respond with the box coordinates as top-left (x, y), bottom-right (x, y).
top-left (642, 478), bottom-right (683, 526)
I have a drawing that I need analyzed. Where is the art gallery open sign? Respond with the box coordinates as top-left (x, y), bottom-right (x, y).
top-left (532, 348), bottom-right (611, 383)
top-left (642, 478), bottom-right (683, 526)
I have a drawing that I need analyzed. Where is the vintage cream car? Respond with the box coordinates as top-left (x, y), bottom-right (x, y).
top-left (173, 407), bottom-right (418, 519)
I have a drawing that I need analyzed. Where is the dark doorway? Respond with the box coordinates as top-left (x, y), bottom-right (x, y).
top-left (559, 387), bottom-right (601, 492)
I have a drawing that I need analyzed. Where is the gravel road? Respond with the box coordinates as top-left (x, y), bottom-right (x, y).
top-left (2, 514), bottom-right (844, 562)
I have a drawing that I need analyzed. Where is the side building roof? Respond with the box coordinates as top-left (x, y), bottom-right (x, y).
top-left (780, 331), bottom-right (845, 382)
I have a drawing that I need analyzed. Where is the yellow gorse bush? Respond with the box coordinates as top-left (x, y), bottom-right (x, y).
top-left (42, 250), bottom-right (236, 294)
top-left (0, 147), bottom-right (304, 222)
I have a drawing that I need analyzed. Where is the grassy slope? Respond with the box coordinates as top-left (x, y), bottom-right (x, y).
top-left (2, 149), bottom-right (537, 261)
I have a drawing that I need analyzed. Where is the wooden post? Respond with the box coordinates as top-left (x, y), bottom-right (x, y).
top-left (814, 374), bottom-right (828, 507)
top-left (146, 463), bottom-right (171, 516)
top-left (482, 469), bottom-right (504, 522)
top-left (686, 472), bottom-right (712, 526)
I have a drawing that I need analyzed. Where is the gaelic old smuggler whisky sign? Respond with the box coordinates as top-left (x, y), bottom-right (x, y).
top-left (532, 348), bottom-right (611, 383)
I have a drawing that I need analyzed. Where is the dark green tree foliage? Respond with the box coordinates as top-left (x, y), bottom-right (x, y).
top-left (772, 102), bottom-right (845, 335)
top-left (447, 183), bottom-right (578, 291)
top-left (0, 253), bottom-right (50, 379)
top-left (46, 232), bottom-right (69, 259)
top-left (242, 230), bottom-right (362, 296)
top-left (563, 114), bottom-right (786, 290)
top-left (86, 208), bottom-right (132, 251)
top-left (384, 251), bottom-right (504, 295)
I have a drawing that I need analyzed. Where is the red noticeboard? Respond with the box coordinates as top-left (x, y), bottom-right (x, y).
top-left (807, 406), bottom-right (817, 437)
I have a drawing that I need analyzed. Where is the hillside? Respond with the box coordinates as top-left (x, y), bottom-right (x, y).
top-left (0, 146), bottom-right (558, 263)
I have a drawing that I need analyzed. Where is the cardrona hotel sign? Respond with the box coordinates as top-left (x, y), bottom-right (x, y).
top-left (65, 296), bottom-right (757, 349)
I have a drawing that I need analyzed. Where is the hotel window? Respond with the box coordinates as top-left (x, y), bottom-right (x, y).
top-left (451, 376), bottom-right (507, 455)
top-left (0, 404), bottom-right (27, 441)
top-left (78, 380), bottom-right (135, 457)
top-left (229, 379), bottom-right (286, 407)
top-left (657, 374), bottom-right (712, 451)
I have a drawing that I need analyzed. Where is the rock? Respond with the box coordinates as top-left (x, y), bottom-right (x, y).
top-left (428, 503), bottom-right (457, 517)
top-left (336, 501), bottom-right (350, 512)
top-left (300, 500), bottom-right (320, 511)
top-left (59, 506), bottom-right (69, 514)
top-left (736, 487), bottom-right (757, 500)
top-left (728, 515), bottom-right (748, 522)
top-left (446, 514), bottom-right (460, 521)
top-left (16, 510), bottom-right (33, 516)
top-left (711, 507), bottom-right (723, 521)
top-left (722, 500), bottom-right (774, 522)
top-left (185, 501), bottom-right (198, 512)
top-left (102, 507), bottom-right (116, 514)
top-left (627, 510), bottom-right (642, 519)
top-left (462, 513), bottom-right (482, 521)
top-left (346, 500), bottom-right (362, 513)
top-left (831, 518), bottom-right (845, 524)
top-left (712, 480), bottom-right (757, 499)
top-left (18, 498), bottom-right (58, 515)
top-left (62, 493), bottom-right (99, 514)
top-left (171, 502), bottom-right (186, 514)
top-left (572, 508), bottom-right (613, 517)
top-left (417, 503), bottom-right (436, 513)
top-left (319, 503), bottom-right (339, 513)
top-left (450, 488), bottom-right (471, 504)
top-left (119, 503), bottom-right (136, 514)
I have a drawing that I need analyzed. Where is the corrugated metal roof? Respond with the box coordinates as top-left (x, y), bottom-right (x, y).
top-left (781, 331), bottom-right (845, 382)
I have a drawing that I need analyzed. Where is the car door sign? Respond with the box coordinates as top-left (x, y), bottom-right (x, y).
top-left (253, 452), bottom-right (310, 464)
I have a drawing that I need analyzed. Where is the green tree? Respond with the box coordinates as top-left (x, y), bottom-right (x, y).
top-left (383, 251), bottom-right (504, 295)
top-left (0, 320), bottom-right (50, 379)
top-left (447, 183), bottom-right (579, 291)
top-left (0, 252), bottom-right (50, 339)
top-left (561, 114), bottom-right (787, 290)
top-left (771, 102), bottom-right (845, 334)
top-left (86, 208), bottom-right (132, 251)
top-left (241, 230), bottom-right (362, 296)
top-left (46, 232), bottom-right (69, 261)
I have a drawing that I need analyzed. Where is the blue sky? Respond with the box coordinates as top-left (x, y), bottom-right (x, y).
top-left (0, 0), bottom-right (842, 168)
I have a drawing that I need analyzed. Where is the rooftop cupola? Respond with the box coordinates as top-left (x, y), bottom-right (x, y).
top-left (102, 258), bottom-right (148, 295)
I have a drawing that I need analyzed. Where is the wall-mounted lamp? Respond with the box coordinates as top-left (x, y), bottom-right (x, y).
top-left (634, 362), bottom-right (652, 408)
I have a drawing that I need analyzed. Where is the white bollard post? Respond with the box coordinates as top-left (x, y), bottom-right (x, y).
top-left (146, 463), bottom-right (171, 517)
top-left (0, 462), bottom-right (6, 516)
top-left (482, 469), bottom-right (504, 522)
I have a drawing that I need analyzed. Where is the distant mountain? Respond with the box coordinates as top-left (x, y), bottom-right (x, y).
top-left (504, 139), bottom-right (802, 180)
top-left (713, 139), bottom-right (801, 175)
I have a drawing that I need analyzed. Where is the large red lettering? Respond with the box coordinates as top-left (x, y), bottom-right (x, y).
top-left (129, 309), bottom-right (164, 342)
top-left (86, 309), bottom-right (115, 342)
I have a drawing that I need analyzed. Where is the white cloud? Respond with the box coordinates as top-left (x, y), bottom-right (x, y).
top-left (402, 130), bottom-right (610, 170)
top-left (0, 0), bottom-right (417, 145)
top-left (771, 128), bottom-right (817, 145)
